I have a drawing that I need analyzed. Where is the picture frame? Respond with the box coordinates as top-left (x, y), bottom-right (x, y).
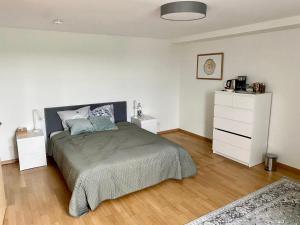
top-left (196, 52), bottom-right (224, 80)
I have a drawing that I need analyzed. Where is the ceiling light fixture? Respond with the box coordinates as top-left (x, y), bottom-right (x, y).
top-left (160, 1), bottom-right (207, 21)
top-left (52, 19), bottom-right (64, 25)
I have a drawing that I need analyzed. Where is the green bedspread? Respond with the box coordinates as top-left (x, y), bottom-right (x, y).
top-left (49, 122), bottom-right (197, 217)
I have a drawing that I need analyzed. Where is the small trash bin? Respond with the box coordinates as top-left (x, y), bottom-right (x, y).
top-left (265, 153), bottom-right (277, 171)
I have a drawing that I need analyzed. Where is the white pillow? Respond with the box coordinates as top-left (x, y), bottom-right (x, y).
top-left (57, 106), bottom-right (90, 130)
top-left (50, 131), bottom-right (63, 139)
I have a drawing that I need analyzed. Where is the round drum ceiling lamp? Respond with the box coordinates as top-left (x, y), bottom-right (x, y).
top-left (161, 1), bottom-right (207, 21)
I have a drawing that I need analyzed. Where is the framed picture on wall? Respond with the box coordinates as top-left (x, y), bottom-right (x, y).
top-left (196, 52), bottom-right (224, 80)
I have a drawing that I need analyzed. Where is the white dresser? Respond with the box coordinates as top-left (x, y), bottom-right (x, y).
top-left (16, 130), bottom-right (47, 171)
top-left (213, 91), bottom-right (272, 167)
top-left (131, 115), bottom-right (158, 134)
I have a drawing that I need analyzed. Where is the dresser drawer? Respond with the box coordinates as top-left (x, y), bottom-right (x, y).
top-left (233, 95), bottom-right (255, 110)
top-left (214, 117), bottom-right (253, 137)
top-left (19, 153), bottom-right (47, 171)
top-left (214, 105), bottom-right (254, 123)
top-left (215, 93), bottom-right (233, 107)
top-left (213, 140), bottom-right (250, 164)
top-left (213, 129), bottom-right (252, 150)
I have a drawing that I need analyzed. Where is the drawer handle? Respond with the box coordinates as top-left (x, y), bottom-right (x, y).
top-left (215, 128), bottom-right (251, 139)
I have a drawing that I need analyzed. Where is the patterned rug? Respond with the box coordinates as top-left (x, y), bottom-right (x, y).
top-left (186, 178), bottom-right (300, 225)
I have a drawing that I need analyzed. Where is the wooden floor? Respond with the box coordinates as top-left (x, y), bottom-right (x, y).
top-left (2, 131), bottom-right (300, 225)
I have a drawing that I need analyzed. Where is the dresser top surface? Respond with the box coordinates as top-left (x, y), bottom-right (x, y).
top-left (216, 90), bottom-right (272, 96)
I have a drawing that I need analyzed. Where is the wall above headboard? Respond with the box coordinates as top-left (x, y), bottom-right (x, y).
top-left (0, 27), bottom-right (180, 161)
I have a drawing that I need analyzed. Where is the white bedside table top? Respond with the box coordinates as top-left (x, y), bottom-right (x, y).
top-left (16, 130), bottom-right (44, 139)
top-left (131, 115), bottom-right (156, 121)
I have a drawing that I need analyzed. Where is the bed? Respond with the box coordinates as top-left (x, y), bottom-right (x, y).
top-left (44, 101), bottom-right (197, 217)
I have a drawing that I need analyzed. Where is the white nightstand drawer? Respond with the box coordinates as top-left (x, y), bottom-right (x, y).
top-left (131, 115), bottom-right (158, 134)
top-left (141, 122), bottom-right (158, 134)
top-left (17, 137), bottom-right (45, 156)
top-left (19, 153), bottom-right (47, 171)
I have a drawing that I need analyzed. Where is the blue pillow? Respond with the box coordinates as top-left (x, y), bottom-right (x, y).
top-left (89, 116), bottom-right (118, 131)
top-left (66, 118), bottom-right (94, 135)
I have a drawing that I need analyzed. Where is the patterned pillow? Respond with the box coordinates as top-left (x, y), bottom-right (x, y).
top-left (89, 104), bottom-right (115, 123)
top-left (89, 116), bottom-right (118, 132)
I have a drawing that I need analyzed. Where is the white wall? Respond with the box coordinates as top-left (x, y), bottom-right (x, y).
top-left (1, 26), bottom-right (299, 170)
top-left (178, 28), bottom-right (300, 169)
top-left (0, 28), bottom-right (180, 161)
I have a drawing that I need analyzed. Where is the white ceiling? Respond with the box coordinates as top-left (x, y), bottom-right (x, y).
top-left (1, 0), bottom-right (300, 39)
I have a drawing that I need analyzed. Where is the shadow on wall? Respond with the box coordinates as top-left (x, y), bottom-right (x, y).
top-left (203, 91), bottom-right (215, 139)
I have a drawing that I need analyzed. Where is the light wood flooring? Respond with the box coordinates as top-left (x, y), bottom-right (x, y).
top-left (2, 131), bottom-right (300, 225)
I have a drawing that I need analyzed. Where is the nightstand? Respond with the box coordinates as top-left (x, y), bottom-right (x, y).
top-left (131, 115), bottom-right (158, 134)
top-left (16, 130), bottom-right (47, 171)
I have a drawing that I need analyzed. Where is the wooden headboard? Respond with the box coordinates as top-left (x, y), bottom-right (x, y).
top-left (44, 101), bottom-right (127, 141)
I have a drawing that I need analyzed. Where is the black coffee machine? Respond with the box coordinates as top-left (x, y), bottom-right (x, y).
top-left (235, 76), bottom-right (247, 91)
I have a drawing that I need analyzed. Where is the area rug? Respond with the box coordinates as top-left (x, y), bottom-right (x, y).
top-left (186, 178), bottom-right (300, 225)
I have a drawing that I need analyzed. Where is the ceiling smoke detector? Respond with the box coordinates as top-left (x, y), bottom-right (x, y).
top-left (52, 19), bottom-right (64, 25)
